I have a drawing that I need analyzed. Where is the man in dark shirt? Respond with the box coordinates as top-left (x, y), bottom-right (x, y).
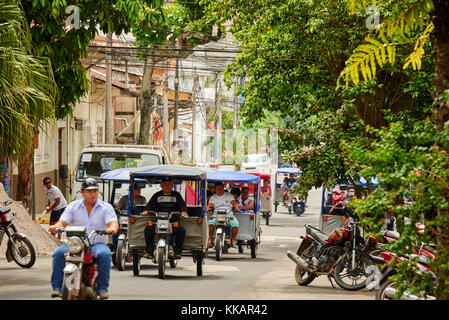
top-left (142, 177), bottom-right (187, 259)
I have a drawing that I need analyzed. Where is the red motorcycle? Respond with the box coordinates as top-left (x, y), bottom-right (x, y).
top-left (375, 244), bottom-right (436, 300)
top-left (287, 216), bottom-right (376, 291)
top-left (1, 200), bottom-right (36, 268)
top-left (57, 227), bottom-right (109, 300)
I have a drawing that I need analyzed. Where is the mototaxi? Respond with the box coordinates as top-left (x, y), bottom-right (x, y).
top-left (127, 165), bottom-right (209, 278)
top-left (274, 167), bottom-right (302, 214)
top-left (206, 171), bottom-right (262, 259)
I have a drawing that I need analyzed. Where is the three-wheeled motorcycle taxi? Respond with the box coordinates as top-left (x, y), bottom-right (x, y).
top-left (241, 171), bottom-right (272, 225)
top-left (274, 167), bottom-right (301, 214)
top-left (206, 171), bottom-right (262, 259)
top-left (100, 168), bottom-right (154, 271)
top-left (127, 165), bottom-right (208, 278)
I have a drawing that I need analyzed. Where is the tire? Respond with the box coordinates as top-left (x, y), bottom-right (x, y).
top-left (169, 257), bottom-right (177, 268)
top-left (293, 201), bottom-right (305, 216)
top-left (111, 251), bottom-right (117, 266)
top-left (8, 236), bottom-right (36, 268)
top-left (61, 272), bottom-right (73, 300)
top-left (295, 265), bottom-right (316, 286)
top-left (274, 202), bottom-right (278, 213)
top-left (117, 239), bottom-right (126, 271)
top-left (215, 233), bottom-right (223, 261)
top-left (132, 251), bottom-right (140, 276)
top-left (265, 213), bottom-right (270, 225)
top-left (158, 247), bottom-right (166, 279)
top-left (250, 239), bottom-right (257, 258)
top-left (376, 279), bottom-right (393, 300)
top-left (196, 254), bottom-right (203, 276)
top-left (333, 252), bottom-right (375, 291)
top-left (238, 242), bottom-right (244, 254)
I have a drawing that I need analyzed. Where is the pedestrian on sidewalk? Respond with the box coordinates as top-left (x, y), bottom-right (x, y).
top-left (43, 177), bottom-right (67, 240)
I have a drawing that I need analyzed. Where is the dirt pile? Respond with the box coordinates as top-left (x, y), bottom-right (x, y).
top-left (0, 183), bottom-right (62, 256)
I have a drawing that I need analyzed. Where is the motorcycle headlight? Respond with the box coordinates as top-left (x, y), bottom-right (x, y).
top-left (216, 215), bottom-right (227, 223)
top-left (67, 236), bottom-right (83, 254)
top-left (120, 216), bottom-right (128, 225)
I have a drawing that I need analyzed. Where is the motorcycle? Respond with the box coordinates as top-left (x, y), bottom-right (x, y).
top-left (147, 210), bottom-right (181, 279)
top-left (287, 217), bottom-right (375, 291)
top-left (0, 200), bottom-right (36, 268)
top-left (57, 226), bottom-right (109, 300)
top-left (212, 206), bottom-right (233, 261)
top-left (375, 245), bottom-right (436, 300)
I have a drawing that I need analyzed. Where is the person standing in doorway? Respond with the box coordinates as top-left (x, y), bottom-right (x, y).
top-left (43, 177), bottom-right (67, 240)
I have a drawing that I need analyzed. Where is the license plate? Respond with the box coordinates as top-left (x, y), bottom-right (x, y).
top-left (216, 215), bottom-right (226, 223)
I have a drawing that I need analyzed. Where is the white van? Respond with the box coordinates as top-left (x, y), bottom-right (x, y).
top-left (72, 144), bottom-right (169, 201)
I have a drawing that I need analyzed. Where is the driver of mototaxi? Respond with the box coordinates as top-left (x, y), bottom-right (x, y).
top-left (207, 181), bottom-right (240, 248)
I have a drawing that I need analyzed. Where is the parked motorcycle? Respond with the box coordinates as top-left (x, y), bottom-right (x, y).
top-left (0, 200), bottom-right (36, 268)
top-left (332, 217), bottom-right (377, 290)
top-left (147, 210), bottom-right (181, 279)
top-left (58, 226), bottom-right (109, 300)
top-left (375, 245), bottom-right (436, 300)
top-left (287, 217), bottom-right (375, 290)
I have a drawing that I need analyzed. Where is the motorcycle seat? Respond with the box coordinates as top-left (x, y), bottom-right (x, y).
top-left (306, 225), bottom-right (329, 244)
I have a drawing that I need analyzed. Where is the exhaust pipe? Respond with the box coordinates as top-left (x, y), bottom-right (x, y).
top-left (287, 251), bottom-right (312, 271)
top-left (384, 287), bottom-right (435, 300)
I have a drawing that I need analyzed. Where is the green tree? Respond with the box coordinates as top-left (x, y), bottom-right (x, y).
top-left (341, 0), bottom-right (449, 299)
top-left (201, 0), bottom-right (433, 196)
top-left (0, 0), bottom-right (57, 206)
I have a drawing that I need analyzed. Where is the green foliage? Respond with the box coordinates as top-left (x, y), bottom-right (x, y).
top-left (342, 120), bottom-right (449, 298)
top-left (21, 0), bottom-right (163, 118)
top-left (0, 0), bottom-right (56, 161)
top-left (341, 0), bottom-right (435, 86)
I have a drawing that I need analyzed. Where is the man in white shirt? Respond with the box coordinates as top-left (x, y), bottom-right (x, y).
top-left (207, 182), bottom-right (240, 248)
top-left (43, 177), bottom-right (68, 239)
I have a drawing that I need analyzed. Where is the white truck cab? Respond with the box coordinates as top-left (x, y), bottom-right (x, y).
top-left (72, 144), bottom-right (169, 201)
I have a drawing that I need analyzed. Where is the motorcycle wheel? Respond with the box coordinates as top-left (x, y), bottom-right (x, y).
top-left (8, 235), bottom-right (36, 268)
top-left (132, 251), bottom-right (140, 276)
top-left (158, 247), bottom-right (166, 279)
top-left (333, 252), bottom-right (375, 291)
top-left (295, 265), bottom-right (316, 286)
top-left (117, 239), bottom-right (126, 271)
top-left (62, 272), bottom-right (73, 300)
top-left (215, 233), bottom-right (223, 261)
top-left (265, 213), bottom-right (270, 225)
top-left (376, 279), bottom-right (397, 300)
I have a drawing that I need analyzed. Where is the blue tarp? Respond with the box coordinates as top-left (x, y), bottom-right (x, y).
top-left (131, 165), bottom-right (207, 180)
top-left (100, 167), bottom-right (145, 182)
top-left (276, 168), bottom-right (301, 174)
top-left (206, 171), bottom-right (260, 184)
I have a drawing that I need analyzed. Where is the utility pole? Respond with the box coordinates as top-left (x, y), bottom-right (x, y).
top-left (233, 79), bottom-right (238, 168)
top-left (191, 69), bottom-right (198, 163)
top-left (105, 32), bottom-right (114, 144)
top-left (216, 73), bottom-right (222, 164)
top-left (163, 61), bottom-right (169, 151)
top-left (173, 57), bottom-right (179, 150)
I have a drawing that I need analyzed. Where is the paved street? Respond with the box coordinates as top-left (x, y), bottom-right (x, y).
top-left (0, 188), bottom-right (375, 300)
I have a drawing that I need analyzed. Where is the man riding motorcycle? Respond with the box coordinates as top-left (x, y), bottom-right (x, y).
top-left (207, 182), bottom-right (241, 248)
top-left (49, 178), bottom-right (119, 300)
top-left (141, 176), bottom-right (188, 260)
